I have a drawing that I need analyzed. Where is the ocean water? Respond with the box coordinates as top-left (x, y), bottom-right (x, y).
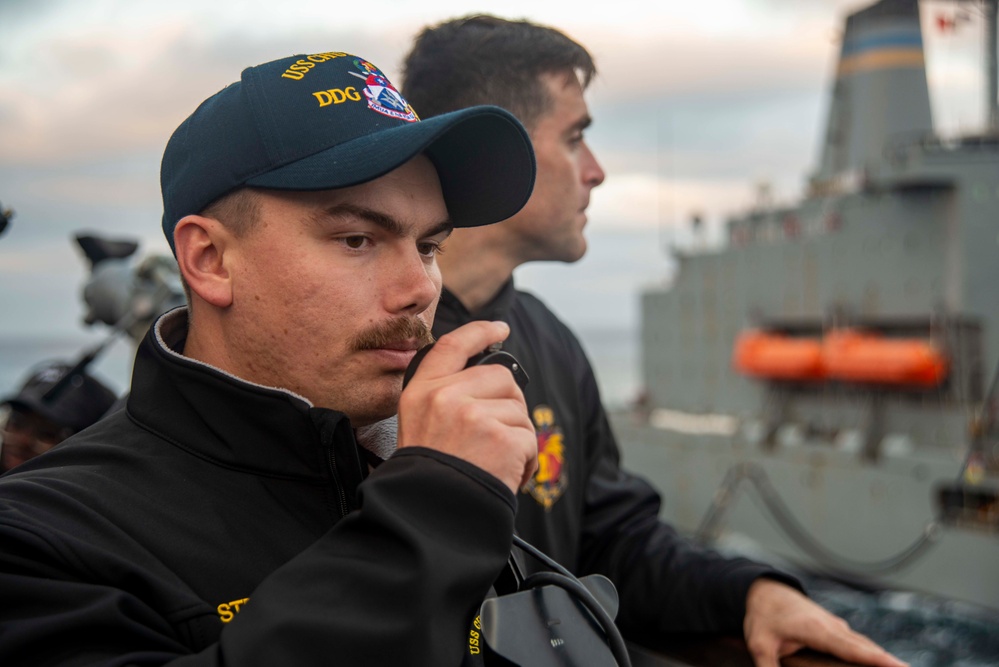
top-left (803, 573), bottom-right (999, 667)
top-left (2, 329), bottom-right (998, 666)
top-left (574, 326), bottom-right (642, 409)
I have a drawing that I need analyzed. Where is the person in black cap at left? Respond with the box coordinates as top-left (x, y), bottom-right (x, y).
top-left (0, 51), bottom-right (540, 665)
top-left (1, 360), bottom-right (117, 473)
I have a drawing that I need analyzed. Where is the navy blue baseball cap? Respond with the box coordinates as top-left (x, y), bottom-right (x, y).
top-left (160, 52), bottom-right (536, 253)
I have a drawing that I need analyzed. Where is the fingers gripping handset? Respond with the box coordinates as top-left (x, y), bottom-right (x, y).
top-left (397, 321), bottom-right (538, 493)
top-left (402, 342), bottom-right (530, 392)
top-left (401, 324), bottom-right (631, 667)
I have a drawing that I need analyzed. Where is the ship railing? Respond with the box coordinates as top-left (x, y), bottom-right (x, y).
top-left (628, 635), bottom-right (883, 667)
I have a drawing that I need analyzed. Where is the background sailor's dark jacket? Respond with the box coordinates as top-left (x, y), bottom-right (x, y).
top-left (0, 308), bottom-right (514, 665)
top-left (434, 281), bottom-right (800, 640)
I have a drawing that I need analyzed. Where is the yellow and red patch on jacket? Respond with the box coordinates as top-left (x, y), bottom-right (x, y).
top-left (525, 405), bottom-right (568, 509)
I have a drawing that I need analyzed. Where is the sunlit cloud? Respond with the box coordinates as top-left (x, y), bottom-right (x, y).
top-left (0, 16), bottom-right (402, 166)
top-left (588, 172), bottom-right (758, 232)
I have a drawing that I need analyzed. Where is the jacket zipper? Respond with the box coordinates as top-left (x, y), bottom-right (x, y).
top-left (324, 432), bottom-right (349, 520)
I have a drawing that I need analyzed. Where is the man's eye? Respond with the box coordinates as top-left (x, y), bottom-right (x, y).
top-left (342, 236), bottom-right (368, 249)
top-left (418, 240), bottom-right (445, 258)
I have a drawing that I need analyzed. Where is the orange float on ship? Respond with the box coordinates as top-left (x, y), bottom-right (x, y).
top-left (821, 329), bottom-right (948, 387)
top-left (732, 329), bottom-right (949, 386)
top-left (732, 330), bottom-right (825, 381)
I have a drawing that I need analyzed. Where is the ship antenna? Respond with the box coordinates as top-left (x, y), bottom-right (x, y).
top-left (986, 0), bottom-right (998, 131)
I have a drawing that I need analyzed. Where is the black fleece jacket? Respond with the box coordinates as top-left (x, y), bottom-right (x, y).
top-left (0, 308), bottom-right (514, 665)
top-left (433, 281), bottom-right (800, 640)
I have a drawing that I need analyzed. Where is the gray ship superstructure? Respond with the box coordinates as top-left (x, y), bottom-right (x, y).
top-left (615, 0), bottom-right (999, 612)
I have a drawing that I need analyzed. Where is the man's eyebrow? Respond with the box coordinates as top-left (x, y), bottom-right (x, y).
top-left (311, 203), bottom-right (452, 237)
top-left (426, 220), bottom-right (454, 239)
top-left (573, 115), bottom-right (593, 133)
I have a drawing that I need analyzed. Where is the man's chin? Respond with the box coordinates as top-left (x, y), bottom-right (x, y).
top-left (562, 237), bottom-right (587, 263)
top-left (338, 387), bottom-right (402, 428)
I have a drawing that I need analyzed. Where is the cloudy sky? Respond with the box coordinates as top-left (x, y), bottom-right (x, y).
top-left (0, 0), bottom-right (987, 352)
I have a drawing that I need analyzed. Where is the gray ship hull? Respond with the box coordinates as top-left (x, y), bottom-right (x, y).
top-left (611, 412), bottom-right (999, 613)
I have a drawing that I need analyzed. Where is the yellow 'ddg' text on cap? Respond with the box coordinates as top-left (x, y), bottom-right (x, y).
top-left (312, 87), bottom-right (362, 107)
top-left (280, 52), bottom-right (349, 80)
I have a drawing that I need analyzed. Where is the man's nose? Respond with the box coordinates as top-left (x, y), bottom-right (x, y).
top-left (385, 247), bottom-right (439, 314)
top-left (581, 142), bottom-right (605, 188)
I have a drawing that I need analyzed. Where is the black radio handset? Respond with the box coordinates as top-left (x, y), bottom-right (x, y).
top-left (400, 342), bottom-right (631, 667)
top-left (402, 341), bottom-right (530, 391)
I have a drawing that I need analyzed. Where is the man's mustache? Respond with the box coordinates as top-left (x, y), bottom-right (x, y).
top-left (350, 317), bottom-right (435, 352)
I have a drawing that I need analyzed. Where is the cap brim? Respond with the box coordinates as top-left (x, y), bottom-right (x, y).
top-left (246, 105), bottom-right (535, 228)
top-left (4, 396), bottom-right (63, 427)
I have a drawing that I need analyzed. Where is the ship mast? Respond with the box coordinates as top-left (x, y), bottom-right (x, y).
top-left (986, 0), bottom-right (998, 131)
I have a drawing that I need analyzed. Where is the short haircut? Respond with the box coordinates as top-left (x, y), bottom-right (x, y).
top-left (200, 188), bottom-right (261, 237)
top-left (178, 188), bottom-right (261, 305)
top-left (401, 15), bottom-right (596, 131)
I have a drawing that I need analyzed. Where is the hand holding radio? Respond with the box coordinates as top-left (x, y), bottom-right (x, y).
top-left (397, 320), bottom-right (537, 493)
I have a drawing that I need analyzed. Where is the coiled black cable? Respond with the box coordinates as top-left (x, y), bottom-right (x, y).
top-left (512, 535), bottom-right (633, 667)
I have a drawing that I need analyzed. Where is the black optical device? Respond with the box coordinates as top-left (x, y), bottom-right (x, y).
top-left (402, 343), bottom-right (631, 667)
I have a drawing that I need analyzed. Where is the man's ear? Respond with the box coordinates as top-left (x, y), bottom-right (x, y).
top-left (173, 215), bottom-right (234, 308)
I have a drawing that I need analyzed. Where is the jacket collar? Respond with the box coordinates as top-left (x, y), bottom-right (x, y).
top-left (436, 279), bottom-right (517, 334)
top-left (127, 308), bottom-right (354, 480)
